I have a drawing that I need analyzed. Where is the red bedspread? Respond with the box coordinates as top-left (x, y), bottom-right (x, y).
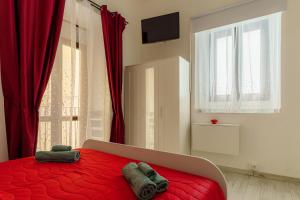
top-left (0, 149), bottom-right (225, 200)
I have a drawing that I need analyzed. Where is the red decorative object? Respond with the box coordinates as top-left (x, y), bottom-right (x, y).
top-left (0, 0), bottom-right (65, 159)
top-left (101, 5), bottom-right (126, 144)
top-left (211, 119), bottom-right (218, 124)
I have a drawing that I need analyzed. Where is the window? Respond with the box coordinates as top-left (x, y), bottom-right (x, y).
top-left (37, 2), bottom-right (112, 150)
top-left (195, 13), bottom-right (281, 113)
top-left (37, 39), bottom-right (86, 151)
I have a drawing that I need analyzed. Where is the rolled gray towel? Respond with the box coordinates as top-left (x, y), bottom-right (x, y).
top-left (35, 150), bottom-right (80, 163)
top-left (51, 145), bottom-right (72, 152)
top-left (137, 162), bottom-right (157, 180)
top-left (152, 174), bottom-right (169, 192)
top-left (122, 162), bottom-right (157, 200)
top-left (138, 162), bottom-right (169, 193)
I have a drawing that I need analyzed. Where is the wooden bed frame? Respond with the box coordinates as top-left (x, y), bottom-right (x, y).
top-left (83, 139), bottom-right (227, 197)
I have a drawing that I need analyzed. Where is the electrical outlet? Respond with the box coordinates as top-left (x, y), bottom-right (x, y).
top-left (248, 163), bottom-right (257, 170)
top-left (248, 161), bottom-right (257, 170)
top-left (248, 162), bottom-right (257, 176)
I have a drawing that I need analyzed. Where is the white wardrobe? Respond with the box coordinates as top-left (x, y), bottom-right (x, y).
top-left (124, 56), bottom-right (190, 155)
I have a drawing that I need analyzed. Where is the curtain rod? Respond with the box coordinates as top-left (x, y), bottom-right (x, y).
top-left (86, 0), bottom-right (129, 25)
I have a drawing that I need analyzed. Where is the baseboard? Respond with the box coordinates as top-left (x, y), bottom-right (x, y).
top-left (219, 165), bottom-right (300, 183)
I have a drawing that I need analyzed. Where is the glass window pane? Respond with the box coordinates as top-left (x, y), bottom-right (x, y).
top-left (215, 34), bottom-right (233, 96)
top-left (62, 121), bottom-right (80, 148)
top-left (37, 122), bottom-right (51, 151)
top-left (40, 80), bottom-right (51, 116)
top-left (62, 45), bottom-right (81, 116)
top-left (242, 29), bottom-right (262, 94)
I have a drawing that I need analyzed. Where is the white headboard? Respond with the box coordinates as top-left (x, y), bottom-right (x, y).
top-left (83, 139), bottom-right (227, 197)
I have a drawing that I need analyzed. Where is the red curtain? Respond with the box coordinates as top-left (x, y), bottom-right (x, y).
top-left (0, 0), bottom-right (65, 159)
top-left (100, 5), bottom-right (126, 144)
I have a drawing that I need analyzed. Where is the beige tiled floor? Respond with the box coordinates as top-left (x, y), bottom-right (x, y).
top-left (224, 172), bottom-right (300, 200)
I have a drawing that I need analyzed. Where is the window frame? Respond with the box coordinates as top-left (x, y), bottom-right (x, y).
top-left (193, 13), bottom-right (282, 113)
top-left (208, 19), bottom-right (271, 103)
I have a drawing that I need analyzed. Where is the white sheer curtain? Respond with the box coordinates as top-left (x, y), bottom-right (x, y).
top-left (37, 0), bottom-right (111, 151)
top-left (80, 1), bottom-right (112, 142)
top-left (195, 13), bottom-right (281, 113)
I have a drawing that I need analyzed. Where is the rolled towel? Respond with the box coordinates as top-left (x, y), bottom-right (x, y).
top-left (152, 174), bottom-right (169, 192)
top-left (122, 162), bottom-right (157, 200)
top-left (35, 150), bottom-right (80, 163)
top-left (137, 162), bottom-right (157, 180)
top-left (51, 145), bottom-right (72, 152)
top-left (138, 162), bottom-right (169, 193)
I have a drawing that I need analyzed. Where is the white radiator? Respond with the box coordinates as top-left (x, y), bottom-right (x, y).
top-left (191, 123), bottom-right (240, 156)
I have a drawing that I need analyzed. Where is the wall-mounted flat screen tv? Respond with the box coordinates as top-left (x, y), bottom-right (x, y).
top-left (142, 12), bottom-right (180, 44)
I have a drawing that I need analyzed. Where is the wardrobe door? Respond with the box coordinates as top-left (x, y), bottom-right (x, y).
top-left (124, 69), bottom-right (133, 145)
top-left (124, 67), bottom-right (146, 148)
top-left (157, 58), bottom-right (180, 153)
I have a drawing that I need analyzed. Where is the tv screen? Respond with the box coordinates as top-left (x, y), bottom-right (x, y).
top-left (142, 12), bottom-right (180, 44)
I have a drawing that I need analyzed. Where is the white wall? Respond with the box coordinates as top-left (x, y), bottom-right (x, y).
top-left (95, 0), bottom-right (142, 66)
top-left (140, 0), bottom-right (244, 62)
top-left (139, 0), bottom-right (300, 179)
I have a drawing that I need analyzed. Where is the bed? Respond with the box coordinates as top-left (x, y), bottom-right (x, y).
top-left (0, 140), bottom-right (227, 199)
